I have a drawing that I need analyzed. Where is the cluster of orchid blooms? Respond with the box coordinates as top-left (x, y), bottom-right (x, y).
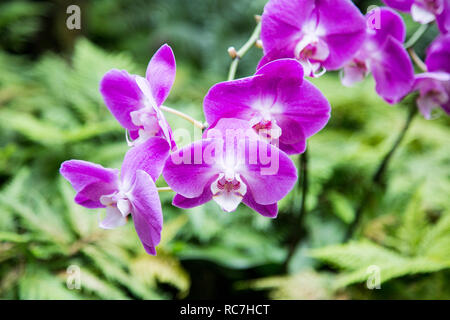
top-left (60, 0), bottom-right (449, 255)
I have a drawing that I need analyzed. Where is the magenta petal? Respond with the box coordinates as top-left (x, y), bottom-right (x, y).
top-left (203, 118), bottom-right (259, 141)
top-left (146, 44), bottom-right (176, 107)
top-left (436, 1), bottom-right (450, 34)
top-left (241, 140), bottom-right (297, 205)
top-left (274, 116), bottom-right (306, 145)
top-left (370, 36), bottom-right (414, 104)
top-left (413, 72), bottom-right (450, 118)
top-left (60, 160), bottom-right (118, 191)
top-left (279, 140), bottom-right (307, 155)
top-left (163, 139), bottom-right (220, 198)
top-left (382, 0), bottom-right (413, 12)
top-left (99, 69), bottom-right (143, 131)
top-left (204, 59), bottom-right (304, 127)
top-left (172, 187), bottom-right (213, 209)
top-left (203, 77), bottom-right (257, 127)
top-left (205, 59), bottom-right (304, 127)
top-left (316, 0), bottom-right (366, 69)
top-left (323, 31), bottom-right (366, 70)
top-left (60, 160), bottom-right (119, 209)
top-left (257, 47), bottom-right (295, 70)
top-left (121, 136), bottom-right (170, 189)
top-left (426, 34), bottom-right (450, 73)
top-left (367, 8), bottom-right (406, 45)
top-left (129, 170), bottom-right (163, 256)
top-left (242, 192), bottom-right (278, 218)
top-left (205, 60), bottom-right (328, 155)
top-left (275, 78), bottom-right (331, 139)
top-left (260, 0), bottom-right (314, 55)
top-left (74, 182), bottom-right (118, 208)
top-left (255, 58), bottom-right (304, 80)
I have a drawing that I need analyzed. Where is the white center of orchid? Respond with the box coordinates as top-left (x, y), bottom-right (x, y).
top-left (249, 100), bottom-right (282, 143)
top-left (249, 116), bottom-right (282, 143)
top-left (411, 0), bottom-right (443, 24)
top-left (294, 20), bottom-right (328, 77)
top-left (128, 76), bottom-right (171, 146)
top-left (340, 58), bottom-right (369, 87)
top-left (211, 172), bottom-right (247, 212)
top-left (99, 189), bottom-right (131, 229)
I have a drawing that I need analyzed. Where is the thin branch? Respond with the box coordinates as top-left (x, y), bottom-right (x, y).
top-left (408, 48), bottom-right (427, 72)
top-left (345, 104), bottom-right (417, 240)
top-left (160, 105), bottom-right (205, 130)
top-left (227, 20), bottom-right (262, 80)
top-left (157, 187), bottom-right (173, 193)
top-left (284, 149), bottom-right (309, 270)
top-left (404, 23), bottom-right (429, 49)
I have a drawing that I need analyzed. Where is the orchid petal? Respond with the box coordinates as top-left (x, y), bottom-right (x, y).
top-left (367, 8), bottom-right (406, 45)
top-left (121, 137), bottom-right (170, 190)
top-left (240, 139), bottom-right (297, 205)
top-left (341, 59), bottom-right (368, 87)
top-left (426, 34), bottom-right (450, 73)
top-left (436, 1), bottom-right (450, 34)
top-left (163, 139), bottom-right (221, 198)
top-left (129, 170), bottom-right (163, 256)
top-left (370, 36), bottom-right (414, 104)
top-left (99, 69), bottom-right (143, 131)
top-left (204, 60), bottom-right (329, 155)
top-left (382, 0), bottom-right (414, 12)
top-left (242, 192), bottom-right (278, 218)
top-left (260, 0), bottom-right (314, 56)
top-left (411, 3), bottom-right (436, 24)
top-left (146, 44), bottom-right (176, 107)
top-left (60, 160), bottom-right (119, 208)
top-left (99, 206), bottom-right (127, 229)
top-left (316, 0), bottom-right (366, 69)
top-left (172, 188), bottom-right (213, 209)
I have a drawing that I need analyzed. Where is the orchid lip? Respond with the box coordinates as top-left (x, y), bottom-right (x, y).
top-left (251, 119), bottom-right (282, 141)
top-left (293, 21), bottom-right (329, 78)
top-left (99, 190), bottom-right (132, 217)
top-left (211, 172), bottom-right (247, 212)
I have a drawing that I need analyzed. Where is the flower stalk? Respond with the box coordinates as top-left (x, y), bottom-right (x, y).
top-left (160, 105), bottom-right (205, 130)
top-left (408, 48), bottom-right (427, 72)
top-left (227, 20), bottom-right (262, 81)
top-left (157, 187), bottom-right (173, 192)
top-left (284, 149), bottom-right (309, 270)
top-left (404, 24), bottom-right (429, 49)
top-left (345, 103), bottom-right (417, 240)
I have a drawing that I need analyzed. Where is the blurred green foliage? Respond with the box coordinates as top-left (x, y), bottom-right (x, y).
top-left (0, 0), bottom-right (449, 299)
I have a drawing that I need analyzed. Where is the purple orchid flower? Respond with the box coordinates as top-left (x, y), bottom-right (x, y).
top-left (259, 0), bottom-right (366, 77)
top-left (412, 34), bottom-right (450, 118)
top-left (100, 44), bottom-right (176, 150)
top-left (203, 59), bottom-right (330, 155)
top-left (162, 118), bottom-right (297, 217)
top-left (60, 137), bottom-right (170, 255)
top-left (383, 0), bottom-right (449, 33)
top-left (341, 8), bottom-right (414, 104)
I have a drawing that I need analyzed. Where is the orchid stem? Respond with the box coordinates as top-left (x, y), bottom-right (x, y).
top-left (404, 24), bottom-right (429, 49)
top-left (345, 103), bottom-right (417, 240)
top-left (284, 149), bottom-right (309, 271)
top-left (157, 187), bottom-right (173, 193)
top-left (160, 105), bottom-right (205, 130)
top-left (227, 20), bottom-right (262, 81)
top-left (408, 48), bottom-right (427, 72)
